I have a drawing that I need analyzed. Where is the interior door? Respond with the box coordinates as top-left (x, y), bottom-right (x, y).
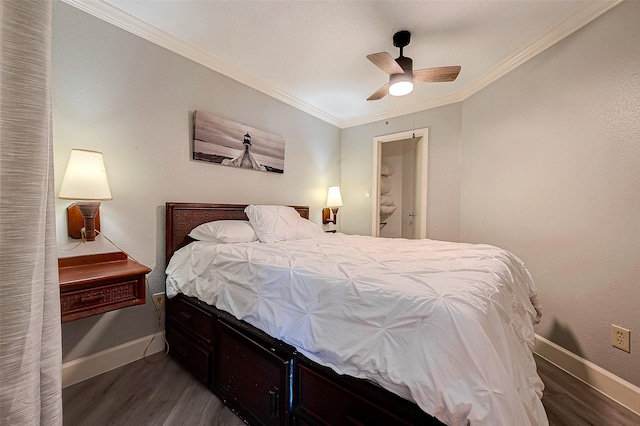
top-left (379, 138), bottom-right (416, 238)
top-left (372, 128), bottom-right (428, 238)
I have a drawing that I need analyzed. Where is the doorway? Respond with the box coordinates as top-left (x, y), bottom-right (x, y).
top-left (371, 128), bottom-right (428, 238)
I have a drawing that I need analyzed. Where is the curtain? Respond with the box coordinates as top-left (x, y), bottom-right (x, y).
top-left (0, 0), bottom-right (63, 425)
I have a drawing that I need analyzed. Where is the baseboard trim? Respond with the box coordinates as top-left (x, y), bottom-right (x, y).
top-left (61, 330), bottom-right (640, 414)
top-left (535, 334), bottom-right (640, 416)
top-left (62, 332), bottom-right (166, 388)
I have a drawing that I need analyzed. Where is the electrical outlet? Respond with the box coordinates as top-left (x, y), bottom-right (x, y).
top-left (152, 293), bottom-right (165, 311)
top-left (611, 324), bottom-right (630, 353)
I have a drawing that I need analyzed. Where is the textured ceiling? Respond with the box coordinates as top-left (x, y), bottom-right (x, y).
top-left (69, 0), bottom-right (619, 128)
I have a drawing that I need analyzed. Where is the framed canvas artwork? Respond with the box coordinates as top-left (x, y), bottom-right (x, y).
top-left (193, 110), bottom-right (285, 174)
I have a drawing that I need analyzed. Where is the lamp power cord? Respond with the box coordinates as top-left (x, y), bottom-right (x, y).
top-left (95, 230), bottom-right (170, 363)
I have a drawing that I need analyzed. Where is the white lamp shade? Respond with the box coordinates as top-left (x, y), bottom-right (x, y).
top-left (59, 149), bottom-right (112, 200)
top-left (326, 186), bottom-right (343, 207)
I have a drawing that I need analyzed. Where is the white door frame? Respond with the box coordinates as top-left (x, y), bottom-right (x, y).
top-left (371, 128), bottom-right (429, 238)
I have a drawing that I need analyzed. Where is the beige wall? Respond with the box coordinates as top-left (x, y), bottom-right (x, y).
top-left (53, 3), bottom-right (341, 362)
top-left (460, 1), bottom-right (640, 386)
top-left (54, 0), bottom-right (639, 391)
top-left (341, 103), bottom-right (463, 241)
top-left (339, 2), bottom-right (639, 389)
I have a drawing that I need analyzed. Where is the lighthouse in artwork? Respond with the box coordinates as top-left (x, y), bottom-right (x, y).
top-left (222, 132), bottom-right (266, 171)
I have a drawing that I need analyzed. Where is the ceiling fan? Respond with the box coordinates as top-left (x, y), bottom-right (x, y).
top-left (366, 30), bottom-right (461, 100)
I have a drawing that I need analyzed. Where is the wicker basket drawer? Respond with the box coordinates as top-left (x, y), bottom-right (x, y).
top-left (61, 280), bottom-right (138, 314)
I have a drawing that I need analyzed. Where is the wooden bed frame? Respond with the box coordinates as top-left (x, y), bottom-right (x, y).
top-left (165, 202), bottom-right (444, 426)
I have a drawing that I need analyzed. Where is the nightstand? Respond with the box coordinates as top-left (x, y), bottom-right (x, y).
top-left (58, 252), bottom-right (151, 323)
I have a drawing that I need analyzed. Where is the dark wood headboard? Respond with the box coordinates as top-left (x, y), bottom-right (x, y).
top-left (165, 203), bottom-right (310, 265)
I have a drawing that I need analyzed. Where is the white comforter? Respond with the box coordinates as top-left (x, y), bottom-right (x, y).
top-left (166, 233), bottom-right (548, 426)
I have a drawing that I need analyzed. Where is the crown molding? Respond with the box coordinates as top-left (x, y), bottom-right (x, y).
top-left (62, 0), bottom-right (621, 130)
top-left (458, 0), bottom-right (623, 101)
top-left (61, 0), bottom-right (344, 128)
top-left (341, 92), bottom-right (465, 129)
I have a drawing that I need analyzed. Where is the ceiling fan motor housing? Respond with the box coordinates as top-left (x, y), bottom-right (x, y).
top-left (389, 55), bottom-right (414, 96)
top-left (389, 72), bottom-right (413, 88)
top-left (393, 30), bottom-right (411, 49)
top-left (395, 56), bottom-right (413, 74)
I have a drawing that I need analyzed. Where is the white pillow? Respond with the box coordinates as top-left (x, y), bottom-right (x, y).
top-left (188, 220), bottom-right (258, 243)
top-left (244, 205), bottom-right (323, 243)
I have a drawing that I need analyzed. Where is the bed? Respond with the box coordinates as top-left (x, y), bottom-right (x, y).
top-left (164, 202), bottom-right (548, 426)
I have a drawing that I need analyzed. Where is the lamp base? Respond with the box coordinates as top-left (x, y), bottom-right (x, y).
top-left (322, 207), bottom-right (339, 225)
top-left (67, 202), bottom-right (101, 240)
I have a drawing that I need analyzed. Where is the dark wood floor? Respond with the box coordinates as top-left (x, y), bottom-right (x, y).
top-left (63, 353), bottom-right (640, 425)
top-left (62, 353), bottom-right (244, 426)
top-left (535, 355), bottom-right (640, 426)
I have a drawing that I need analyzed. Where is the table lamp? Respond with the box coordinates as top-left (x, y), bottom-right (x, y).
top-left (322, 186), bottom-right (343, 225)
top-left (58, 149), bottom-right (112, 241)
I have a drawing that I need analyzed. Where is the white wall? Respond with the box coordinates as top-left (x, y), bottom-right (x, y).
top-left (53, 2), bottom-right (341, 362)
top-left (460, 1), bottom-right (640, 387)
top-left (341, 103), bottom-right (462, 241)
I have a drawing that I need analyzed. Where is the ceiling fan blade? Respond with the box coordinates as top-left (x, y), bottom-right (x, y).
top-left (413, 66), bottom-right (461, 83)
top-left (367, 52), bottom-right (404, 75)
top-left (367, 83), bottom-right (390, 101)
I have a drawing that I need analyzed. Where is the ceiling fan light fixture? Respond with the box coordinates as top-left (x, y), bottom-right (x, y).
top-left (366, 30), bottom-right (461, 101)
top-left (388, 73), bottom-right (414, 96)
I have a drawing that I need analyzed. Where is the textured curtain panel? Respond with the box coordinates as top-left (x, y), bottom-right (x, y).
top-left (0, 0), bottom-right (62, 425)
